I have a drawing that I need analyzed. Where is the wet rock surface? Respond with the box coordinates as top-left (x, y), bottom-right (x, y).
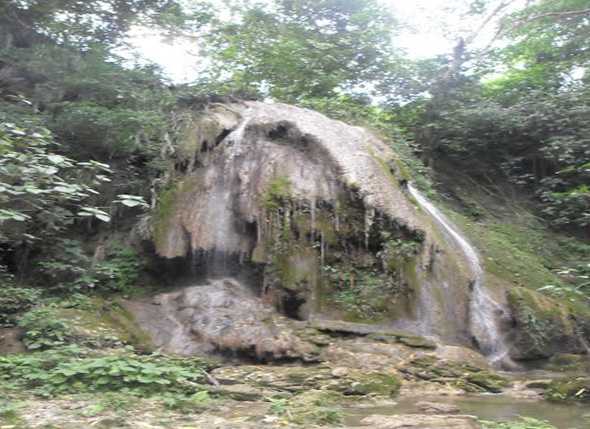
top-left (359, 414), bottom-right (482, 429)
top-left (126, 278), bottom-right (318, 361)
top-left (152, 100), bottom-right (477, 344)
top-left (310, 319), bottom-right (437, 349)
top-left (399, 355), bottom-right (511, 393)
top-left (416, 401), bottom-right (461, 414)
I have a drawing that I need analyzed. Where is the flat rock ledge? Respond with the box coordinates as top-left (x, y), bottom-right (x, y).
top-left (359, 414), bottom-right (481, 429)
top-left (309, 319), bottom-right (437, 349)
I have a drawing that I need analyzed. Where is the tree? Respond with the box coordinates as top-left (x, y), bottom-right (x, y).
top-left (206, 0), bottom-right (400, 102)
top-left (398, 0), bottom-right (590, 232)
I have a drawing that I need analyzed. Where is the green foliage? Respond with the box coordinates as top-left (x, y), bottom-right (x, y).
top-left (38, 239), bottom-right (142, 293)
top-left (0, 400), bottom-right (24, 426)
top-left (538, 262), bottom-right (590, 303)
top-left (51, 101), bottom-right (166, 160)
top-left (400, 0), bottom-right (590, 232)
top-left (207, 0), bottom-right (400, 102)
top-left (0, 0), bottom-right (204, 49)
top-left (480, 417), bottom-right (556, 429)
top-left (17, 307), bottom-right (71, 350)
top-left (323, 264), bottom-right (401, 321)
top-left (0, 287), bottom-right (41, 326)
top-left (0, 122), bottom-right (115, 241)
top-left (262, 176), bottom-right (292, 211)
top-left (155, 390), bottom-right (212, 411)
top-left (0, 346), bottom-right (215, 398)
top-left (377, 236), bottom-right (421, 273)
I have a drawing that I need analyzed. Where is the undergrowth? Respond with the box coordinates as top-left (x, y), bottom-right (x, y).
top-left (0, 346), bottom-right (217, 398)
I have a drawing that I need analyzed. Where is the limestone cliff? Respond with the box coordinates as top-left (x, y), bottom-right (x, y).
top-left (150, 100), bottom-right (474, 344)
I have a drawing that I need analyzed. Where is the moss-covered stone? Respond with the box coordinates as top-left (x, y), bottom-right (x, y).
top-left (400, 356), bottom-right (510, 393)
top-left (545, 377), bottom-right (590, 402)
top-left (346, 372), bottom-right (401, 397)
top-left (279, 390), bottom-right (345, 426)
top-left (506, 287), bottom-right (590, 361)
top-left (368, 332), bottom-right (437, 350)
top-left (54, 298), bottom-right (153, 351)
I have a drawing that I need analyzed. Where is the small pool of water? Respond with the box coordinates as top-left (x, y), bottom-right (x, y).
top-left (345, 395), bottom-right (590, 429)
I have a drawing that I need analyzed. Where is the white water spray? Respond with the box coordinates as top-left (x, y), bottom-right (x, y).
top-left (408, 184), bottom-right (511, 365)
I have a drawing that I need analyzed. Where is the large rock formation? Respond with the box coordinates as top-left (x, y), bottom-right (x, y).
top-left (150, 101), bottom-right (474, 344)
top-left (138, 100), bottom-right (589, 364)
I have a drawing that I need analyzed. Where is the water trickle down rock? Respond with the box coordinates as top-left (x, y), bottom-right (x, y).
top-left (407, 184), bottom-right (512, 366)
top-left (149, 101), bottom-right (481, 349)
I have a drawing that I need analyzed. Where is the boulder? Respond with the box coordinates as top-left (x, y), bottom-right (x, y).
top-left (506, 287), bottom-right (590, 361)
top-left (127, 278), bottom-right (318, 361)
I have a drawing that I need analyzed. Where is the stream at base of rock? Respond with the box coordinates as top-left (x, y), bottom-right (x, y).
top-left (344, 395), bottom-right (590, 428)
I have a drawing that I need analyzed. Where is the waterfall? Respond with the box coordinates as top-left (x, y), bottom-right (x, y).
top-left (407, 184), bottom-right (510, 365)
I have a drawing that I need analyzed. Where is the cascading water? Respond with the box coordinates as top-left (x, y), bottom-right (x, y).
top-left (407, 184), bottom-right (511, 365)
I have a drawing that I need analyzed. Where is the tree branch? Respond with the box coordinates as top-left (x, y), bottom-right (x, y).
top-left (523, 8), bottom-right (590, 23)
top-left (485, 7), bottom-right (590, 51)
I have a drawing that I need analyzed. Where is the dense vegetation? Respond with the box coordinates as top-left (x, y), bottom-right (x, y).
top-left (0, 0), bottom-right (588, 427)
top-left (1, 0), bottom-right (587, 299)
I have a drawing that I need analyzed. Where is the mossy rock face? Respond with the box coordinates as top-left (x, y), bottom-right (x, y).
top-left (346, 372), bottom-right (401, 397)
top-left (506, 287), bottom-right (590, 361)
top-left (400, 356), bottom-right (510, 393)
top-left (368, 332), bottom-right (437, 350)
top-left (55, 298), bottom-right (153, 351)
top-left (210, 365), bottom-right (401, 399)
top-left (545, 377), bottom-right (590, 402)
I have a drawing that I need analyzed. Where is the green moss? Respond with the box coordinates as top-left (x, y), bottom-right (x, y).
top-left (102, 302), bottom-right (154, 352)
top-left (152, 182), bottom-right (181, 250)
top-left (152, 176), bottom-right (203, 251)
top-left (348, 372), bottom-right (401, 397)
top-left (53, 298), bottom-right (153, 351)
top-left (506, 287), bottom-right (589, 359)
top-left (270, 246), bottom-right (318, 292)
top-left (262, 176), bottom-right (292, 210)
top-left (402, 356), bottom-right (510, 393)
top-left (368, 332), bottom-right (436, 349)
top-left (369, 149), bottom-right (408, 187)
top-left (279, 390), bottom-right (345, 426)
top-left (545, 377), bottom-right (590, 402)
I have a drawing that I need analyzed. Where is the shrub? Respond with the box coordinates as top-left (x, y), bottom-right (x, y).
top-left (0, 287), bottom-right (41, 326)
top-left (17, 307), bottom-right (71, 350)
top-left (39, 240), bottom-right (142, 293)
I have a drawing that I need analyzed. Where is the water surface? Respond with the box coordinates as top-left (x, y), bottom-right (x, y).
top-left (345, 395), bottom-right (590, 429)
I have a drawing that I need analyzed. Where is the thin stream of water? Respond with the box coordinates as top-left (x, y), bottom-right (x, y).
top-left (408, 184), bottom-right (511, 365)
